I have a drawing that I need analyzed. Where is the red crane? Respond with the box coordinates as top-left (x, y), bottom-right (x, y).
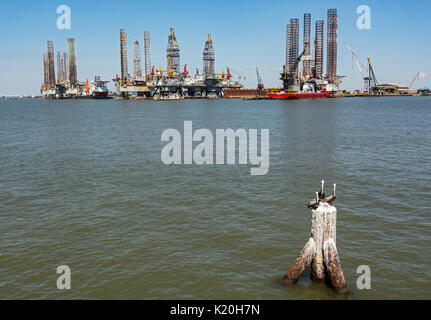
top-left (181, 64), bottom-right (189, 76)
top-left (408, 72), bottom-right (424, 89)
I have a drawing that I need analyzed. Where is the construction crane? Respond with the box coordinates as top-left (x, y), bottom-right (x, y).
top-left (366, 57), bottom-right (379, 94)
top-left (281, 49), bottom-right (305, 90)
top-left (256, 67), bottom-right (264, 91)
top-left (226, 68), bottom-right (232, 80)
top-left (408, 72), bottom-right (426, 89)
top-left (345, 43), bottom-right (367, 91)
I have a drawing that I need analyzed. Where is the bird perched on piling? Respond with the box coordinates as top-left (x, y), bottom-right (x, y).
top-left (307, 191), bottom-right (320, 209)
top-left (325, 184), bottom-right (336, 204)
top-left (318, 180), bottom-right (326, 199)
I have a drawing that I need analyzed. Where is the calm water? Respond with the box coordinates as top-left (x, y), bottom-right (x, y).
top-left (0, 97), bottom-right (430, 299)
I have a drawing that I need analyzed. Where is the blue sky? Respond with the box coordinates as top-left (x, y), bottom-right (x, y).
top-left (0, 0), bottom-right (429, 95)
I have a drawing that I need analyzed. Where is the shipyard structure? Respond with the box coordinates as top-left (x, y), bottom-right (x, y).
top-left (114, 28), bottom-right (242, 99)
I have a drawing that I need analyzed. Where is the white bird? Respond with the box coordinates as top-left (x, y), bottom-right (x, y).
top-left (325, 184), bottom-right (336, 204)
top-left (307, 191), bottom-right (320, 208)
top-left (318, 179), bottom-right (326, 199)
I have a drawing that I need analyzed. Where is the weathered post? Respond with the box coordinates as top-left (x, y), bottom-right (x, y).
top-left (323, 238), bottom-right (347, 291)
top-left (283, 237), bottom-right (315, 283)
top-left (283, 185), bottom-right (346, 291)
top-left (310, 204), bottom-right (325, 280)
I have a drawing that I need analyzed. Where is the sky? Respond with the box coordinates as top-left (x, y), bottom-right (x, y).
top-left (0, 0), bottom-right (430, 95)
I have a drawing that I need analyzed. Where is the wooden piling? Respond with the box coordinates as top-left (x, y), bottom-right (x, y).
top-left (310, 205), bottom-right (325, 281)
top-left (284, 198), bottom-right (346, 291)
top-left (323, 238), bottom-right (347, 291)
top-left (283, 237), bottom-right (315, 283)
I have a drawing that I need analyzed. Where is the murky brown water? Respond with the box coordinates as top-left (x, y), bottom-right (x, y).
top-left (0, 97), bottom-right (430, 299)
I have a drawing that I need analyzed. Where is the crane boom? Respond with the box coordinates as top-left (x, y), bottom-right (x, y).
top-left (256, 67), bottom-right (264, 90)
top-left (345, 43), bottom-right (366, 80)
top-left (409, 72), bottom-right (420, 89)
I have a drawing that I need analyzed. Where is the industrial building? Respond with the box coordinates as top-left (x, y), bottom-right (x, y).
top-left (375, 83), bottom-right (409, 94)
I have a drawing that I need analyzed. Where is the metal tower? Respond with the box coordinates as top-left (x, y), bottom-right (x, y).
top-left (285, 23), bottom-right (289, 67)
top-left (202, 33), bottom-right (215, 77)
top-left (314, 20), bottom-right (324, 79)
top-left (287, 19), bottom-right (299, 76)
top-left (166, 27), bottom-right (180, 74)
top-left (63, 52), bottom-right (69, 83)
top-left (120, 29), bottom-right (128, 82)
top-left (133, 37), bottom-right (142, 78)
top-left (326, 8), bottom-right (338, 82)
top-left (67, 38), bottom-right (77, 85)
top-left (366, 57), bottom-right (379, 94)
top-left (47, 41), bottom-right (56, 85)
top-left (302, 13), bottom-right (312, 77)
top-left (42, 53), bottom-right (49, 85)
top-left (144, 31), bottom-right (151, 77)
top-left (56, 51), bottom-right (62, 83)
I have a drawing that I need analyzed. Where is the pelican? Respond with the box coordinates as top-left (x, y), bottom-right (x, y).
top-left (325, 184), bottom-right (336, 204)
top-left (307, 191), bottom-right (320, 208)
top-left (318, 180), bottom-right (326, 199)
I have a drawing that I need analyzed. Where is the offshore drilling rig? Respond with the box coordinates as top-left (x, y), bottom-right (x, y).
top-left (40, 38), bottom-right (88, 98)
top-left (273, 8), bottom-right (341, 98)
top-left (113, 28), bottom-right (242, 99)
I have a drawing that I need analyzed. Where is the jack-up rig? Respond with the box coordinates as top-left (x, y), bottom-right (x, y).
top-left (113, 28), bottom-right (242, 99)
top-left (40, 38), bottom-right (110, 99)
top-left (269, 9), bottom-right (342, 99)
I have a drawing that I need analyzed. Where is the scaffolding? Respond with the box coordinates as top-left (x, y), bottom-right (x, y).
top-left (120, 29), bottom-right (128, 82)
top-left (302, 13), bottom-right (312, 77)
top-left (144, 31), bottom-right (151, 77)
top-left (67, 38), bottom-right (77, 85)
top-left (314, 20), bottom-right (324, 79)
top-left (47, 41), bottom-right (56, 85)
top-left (203, 33), bottom-right (215, 77)
top-left (133, 37), bottom-right (142, 78)
top-left (166, 27), bottom-right (180, 74)
top-left (326, 8), bottom-right (338, 82)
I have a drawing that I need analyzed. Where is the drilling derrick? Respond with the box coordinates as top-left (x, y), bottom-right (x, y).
top-left (326, 8), bottom-right (338, 83)
top-left (144, 31), bottom-right (151, 78)
top-left (287, 19), bottom-right (299, 76)
top-left (47, 41), bottom-right (56, 85)
top-left (314, 20), bottom-right (324, 79)
top-left (120, 29), bottom-right (128, 83)
top-left (202, 33), bottom-right (215, 77)
top-left (133, 37), bottom-right (142, 78)
top-left (166, 27), bottom-right (180, 74)
top-left (302, 13), bottom-right (312, 78)
top-left (67, 38), bottom-right (77, 85)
